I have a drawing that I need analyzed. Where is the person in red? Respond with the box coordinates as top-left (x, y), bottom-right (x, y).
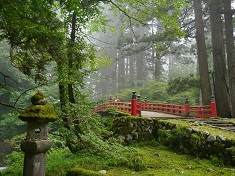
top-left (115, 96), bottom-right (120, 102)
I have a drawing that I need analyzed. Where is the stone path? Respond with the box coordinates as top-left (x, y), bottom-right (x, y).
top-left (141, 111), bottom-right (183, 118)
top-left (141, 111), bottom-right (235, 132)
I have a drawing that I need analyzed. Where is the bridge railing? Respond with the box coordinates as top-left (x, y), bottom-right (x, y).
top-left (94, 102), bottom-right (135, 115)
top-left (142, 103), bottom-right (185, 116)
top-left (141, 102), bottom-right (217, 118)
top-left (94, 92), bottom-right (217, 118)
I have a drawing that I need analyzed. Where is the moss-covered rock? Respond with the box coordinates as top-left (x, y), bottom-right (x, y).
top-left (112, 116), bottom-right (154, 145)
top-left (31, 92), bottom-right (47, 105)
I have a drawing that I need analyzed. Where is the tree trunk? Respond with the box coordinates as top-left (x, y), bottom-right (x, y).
top-left (68, 11), bottom-right (76, 104)
top-left (136, 52), bottom-right (144, 86)
top-left (223, 0), bottom-right (235, 117)
top-left (207, 0), bottom-right (231, 117)
top-left (117, 55), bottom-right (125, 90)
top-left (154, 54), bottom-right (162, 80)
top-left (193, 0), bottom-right (212, 105)
top-left (129, 57), bottom-right (135, 87)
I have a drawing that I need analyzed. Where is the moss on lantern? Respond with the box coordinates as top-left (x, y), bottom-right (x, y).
top-left (19, 104), bottom-right (58, 121)
top-left (19, 92), bottom-right (58, 122)
top-left (31, 92), bottom-right (47, 105)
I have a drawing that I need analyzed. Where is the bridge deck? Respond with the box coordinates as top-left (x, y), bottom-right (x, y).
top-left (141, 111), bottom-right (182, 118)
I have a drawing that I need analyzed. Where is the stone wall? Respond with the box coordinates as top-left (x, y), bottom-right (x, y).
top-left (111, 116), bottom-right (154, 144)
top-left (112, 116), bottom-right (235, 166)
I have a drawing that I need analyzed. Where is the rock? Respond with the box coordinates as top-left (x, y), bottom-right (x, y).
top-left (132, 132), bottom-right (139, 140)
top-left (219, 135), bottom-right (226, 141)
top-left (186, 128), bottom-right (193, 133)
top-left (117, 135), bottom-right (125, 143)
top-left (31, 92), bottom-right (47, 105)
top-left (192, 128), bottom-right (199, 132)
top-left (126, 134), bottom-right (132, 142)
top-left (193, 121), bottom-right (200, 126)
top-left (202, 131), bottom-right (210, 137)
top-left (154, 153), bottom-right (161, 157)
top-left (145, 126), bottom-right (151, 132)
top-left (128, 121), bottom-right (134, 128)
top-left (207, 168), bottom-right (214, 172)
top-left (207, 135), bottom-right (216, 142)
top-left (99, 170), bottom-right (107, 174)
top-left (179, 171), bottom-right (184, 174)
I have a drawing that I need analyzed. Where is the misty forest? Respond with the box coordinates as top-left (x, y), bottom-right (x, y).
top-left (1, 0), bottom-right (235, 175)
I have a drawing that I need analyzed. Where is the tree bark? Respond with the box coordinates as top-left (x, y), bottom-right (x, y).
top-left (68, 11), bottom-right (76, 104)
top-left (223, 0), bottom-right (235, 117)
top-left (136, 52), bottom-right (144, 86)
top-left (154, 54), bottom-right (162, 80)
top-left (193, 0), bottom-right (212, 105)
top-left (207, 0), bottom-right (231, 117)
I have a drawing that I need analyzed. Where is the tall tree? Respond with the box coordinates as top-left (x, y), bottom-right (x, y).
top-left (207, 0), bottom-right (231, 117)
top-left (193, 0), bottom-right (212, 105)
top-left (223, 0), bottom-right (235, 117)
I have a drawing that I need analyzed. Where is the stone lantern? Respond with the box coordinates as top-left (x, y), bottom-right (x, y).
top-left (18, 92), bottom-right (58, 176)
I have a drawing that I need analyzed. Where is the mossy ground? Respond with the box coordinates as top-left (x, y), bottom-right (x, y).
top-left (2, 141), bottom-right (235, 176)
top-left (106, 141), bottom-right (235, 176)
top-left (160, 119), bottom-right (235, 140)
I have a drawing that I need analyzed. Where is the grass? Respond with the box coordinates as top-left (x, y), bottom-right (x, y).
top-left (2, 140), bottom-right (235, 176)
top-left (106, 141), bottom-right (235, 176)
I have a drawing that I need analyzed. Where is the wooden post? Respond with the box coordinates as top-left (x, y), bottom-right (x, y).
top-left (109, 95), bottom-right (112, 104)
top-left (137, 95), bottom-right (141, 116)
top-left (184, 97), bottom-right (189, 117)
top-left (211, 95), bottom-right (217, 117)
top-left (131, 91), bottom-right (137, 116)
top-left (143, 97), bottom-right (147, 111)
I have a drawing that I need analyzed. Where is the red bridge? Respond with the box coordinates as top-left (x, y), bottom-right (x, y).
top-left (94, 92), bottom-right (217, 118)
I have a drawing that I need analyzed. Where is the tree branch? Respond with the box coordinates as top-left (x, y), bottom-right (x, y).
top-left (0, 101), bottom-right (24, 110)
top-left (0, 72), bottom-right (17, 84)
top-left (13, 82), bottom-right (49, 107)
top-left (108, 0), bottom-right (147, 26)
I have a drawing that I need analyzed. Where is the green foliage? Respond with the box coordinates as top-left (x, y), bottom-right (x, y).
top-left (130, 158), bottom-right (147, 171)
top-left (167, 75), bottom-right (200, 95)
top-left (115, 79), bottom-right (198, 105)
top-left (1, 151), bottom-right (24, 176)
top-left (104, 107), bottom-right (121, 118)
top-left (157, 129), bottom-right (174, 146)
top-left (190, 133), bottom-right (202, 151)
top-left (0, 112), bottom-right (26, 140)
top-left (209, 155), bottom-right (224, 167)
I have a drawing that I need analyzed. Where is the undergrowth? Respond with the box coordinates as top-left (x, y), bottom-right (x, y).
top-left (2, 140), bottom-right (235, 176)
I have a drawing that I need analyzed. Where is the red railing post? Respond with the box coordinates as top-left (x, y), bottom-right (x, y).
top-left (131, 91), bottom-right (137, 116)
top-left (143, 97), bottom-right (147, 110)
top-left (184, 97), bottom-right (189, 117)
top-left (137, 95), bottom-right (142, 116)
top-left (211, 95), bottom-right (217, 117)
top-left (109, 95), bottom-right (112, 104)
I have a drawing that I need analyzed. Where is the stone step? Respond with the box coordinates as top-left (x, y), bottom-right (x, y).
top-left (222, 127), bottom-right (235, 131)
top-left (207, 123), bottom-right (234, 127)
top-left (203, 121), bottom-right (232, 124)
